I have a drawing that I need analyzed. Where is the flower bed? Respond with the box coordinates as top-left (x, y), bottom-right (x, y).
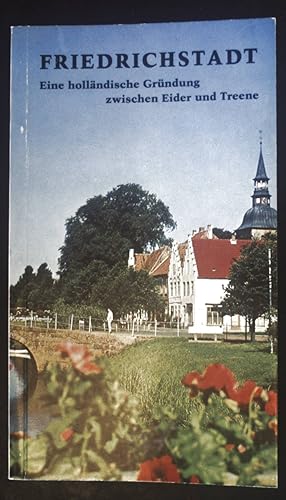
top-left (10, 342), bottom-right (277, 486)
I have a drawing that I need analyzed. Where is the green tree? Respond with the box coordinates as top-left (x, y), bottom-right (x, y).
top-left (91, 267), bottom-right (165, 317)
top-left (58, 183), bottom-right (176, 277)
top-left (28, 263), bottom-right (56, 311)
top-left (57, 184), bottom-right (175, 307)
top-left (55, 265), bottom-right (164, 319)
top-left (221, 233), bottom-right (277, 341)
top-left (52, 298), bottom-right (105, 320)
top-left (58, 260), bottom-right (109, 306)
top-left (213, 227), bottom-right (233, 239)
top-left (10, 265), bottom-right (35, 310)
top-left (11, 263), bottom-right (57, 312)
top-left (10, 284), bottom-right (17, 310)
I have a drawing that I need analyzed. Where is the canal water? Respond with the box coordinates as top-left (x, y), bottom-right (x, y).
top-left (9, 340), bottom-right (55, 437)
top-left (10, 374), bottom-right (55, 437)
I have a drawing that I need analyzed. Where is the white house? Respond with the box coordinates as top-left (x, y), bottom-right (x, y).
top-left (168, 239), bottom-right (187, 323)
top-left (128, 142), bottom-right (275, 335)
top-left (168, 226), bottom-right (269, 335)
top-left (183, 232), bottom-right (250, 335)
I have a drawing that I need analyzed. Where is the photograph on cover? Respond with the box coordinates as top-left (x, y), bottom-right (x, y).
top-left (9, 18), bottom-right (277, 486)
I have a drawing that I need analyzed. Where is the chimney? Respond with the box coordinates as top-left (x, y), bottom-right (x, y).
top-left (230, 234), bottom-right (237, 245)
top-left (128, 248), bottom-right (135, 267)
top-left (207, 224), bottom-right (213, 239)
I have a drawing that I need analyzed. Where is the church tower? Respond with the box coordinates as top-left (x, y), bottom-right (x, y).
top-left (236, 135), bottom-right (277, 239)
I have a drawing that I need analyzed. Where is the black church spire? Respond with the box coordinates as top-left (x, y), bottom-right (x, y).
top-left (254, 142), bottom-right (269, 182)
top-left (236, 134), bottom-right (277, 238)
top-left (252, 136), bottom-right (271, 207)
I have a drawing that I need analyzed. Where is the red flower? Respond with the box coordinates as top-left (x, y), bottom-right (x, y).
top-left (199, 364), bottom-right (236, 394)
top-left (189, 475), bottom-right (201, 484)
top-left (60, 427), bottom-right (74, 442)
top-left (265, 390), bottom-right (277, 416)
top-left (137, 455), bottom-right (181, 483)
top-left (182, 364), bottom-right (236, 397)
top-left (58, 342), bottom-right (89, 363)
top-left (182, 364), bottom-right (277, 418)
top-left (181, 371), bottom-right (202, 397)
top-left (225, 443), bottom-right (235, 452)
top-left (57, 341), bottom-right (102, 375)
top-left (268, 418), bottom-right (278, 436)
top-left (228, 380), bottom-right (262, 410)
top-left (78, 361), bottom-right (102, 374)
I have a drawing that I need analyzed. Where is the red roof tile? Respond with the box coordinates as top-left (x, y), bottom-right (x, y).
top-left (134, 253), bottom-right (149, 271)
top-left (192, 229), bottom-right (218, 239)
top-left (151, 256), bottom-right (170, 276)
top-left (192, 239), bottom-right (251, 279)
top-left (134, 246), bottom-right (170, 276)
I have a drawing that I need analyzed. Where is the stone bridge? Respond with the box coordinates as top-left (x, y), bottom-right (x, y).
top-left (10, 326), bottom-right (140, 373)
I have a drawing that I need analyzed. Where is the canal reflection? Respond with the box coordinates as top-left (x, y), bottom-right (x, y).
top-left (12, 375), bottom-right (55, 437)
top-left (10, 340), bottom-right (55, 437)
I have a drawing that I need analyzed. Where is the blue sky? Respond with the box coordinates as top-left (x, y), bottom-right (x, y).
top-left (10, 18), bottom-right (276, 284)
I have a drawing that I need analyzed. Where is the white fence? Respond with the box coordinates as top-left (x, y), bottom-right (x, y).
top-left (10, 312), bottom-right (189, 337)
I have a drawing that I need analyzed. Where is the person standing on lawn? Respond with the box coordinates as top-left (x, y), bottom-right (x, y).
top-left (107, 308), bottom-right (113, 334)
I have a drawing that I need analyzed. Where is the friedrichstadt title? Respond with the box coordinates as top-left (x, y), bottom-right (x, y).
top-left (40, 48), bottom-right (258, 69)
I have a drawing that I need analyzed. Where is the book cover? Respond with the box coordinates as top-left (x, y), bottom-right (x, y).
top-left (9, 18), bottom-right (278, 488)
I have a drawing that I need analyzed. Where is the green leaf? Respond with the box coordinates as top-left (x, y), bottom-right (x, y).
top-left (87, 419), bottom-right (102, 448)
top-left (224, 398), bottom-right (240, 413)
top-left (64, 397), bottom-right (76, 408)
top-left (42, 457), bottom-right (79, 479)
top-left (169, 427), bottom-right (228, 484)
top-left (104, 433), bottom-right (119, 454)
top-left (44, 411), bottom-right (81, 449)
top-left (26, 435), bottom-right (50, 475)
top-left (10, 437), bottom-right (25, 473)
top-left (95, 395), bottom-right (107, 416)
top-left (71, 380), bottom-right (92, 396)
top-left (85, 449), bottom-right (108, 470)
top-left (72, 433), bottom-right (83, 444)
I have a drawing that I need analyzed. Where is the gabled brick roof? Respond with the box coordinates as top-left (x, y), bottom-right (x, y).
top-left (192, 229), bottom-right (219, 240)
top-left (178, 242), bottom-right (188, 263)
top-left (134, 254), bottom-right (149, 271)
top-left (192, 239), bottom-right (251, 279)
top-left (135, 246), bottom-right (171, 277)
top-left (151, 257), bottom-right (171, 276)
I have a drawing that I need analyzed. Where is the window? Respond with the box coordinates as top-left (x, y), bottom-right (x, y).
top-left (186, 259), bottom-right (190, 274)
top-left (187, 303), bottom-right (193, 325)
top-left (183, 282), bottom-right (186, 296)
top-left (231, 315), bottom-right (241, 328)
top-left (207, 305), bottom-right (222, 325)
top-left (256, 316), bottom-right (266, 327)
top-left (186, 281), bottom-right (190, 296)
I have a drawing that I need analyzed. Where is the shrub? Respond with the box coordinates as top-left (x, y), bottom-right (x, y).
top-left (10, 345), bottom-right (277, 486)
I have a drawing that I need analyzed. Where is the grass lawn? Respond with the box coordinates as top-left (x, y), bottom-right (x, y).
top-left (107, 338), bottom-right (277, 424)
